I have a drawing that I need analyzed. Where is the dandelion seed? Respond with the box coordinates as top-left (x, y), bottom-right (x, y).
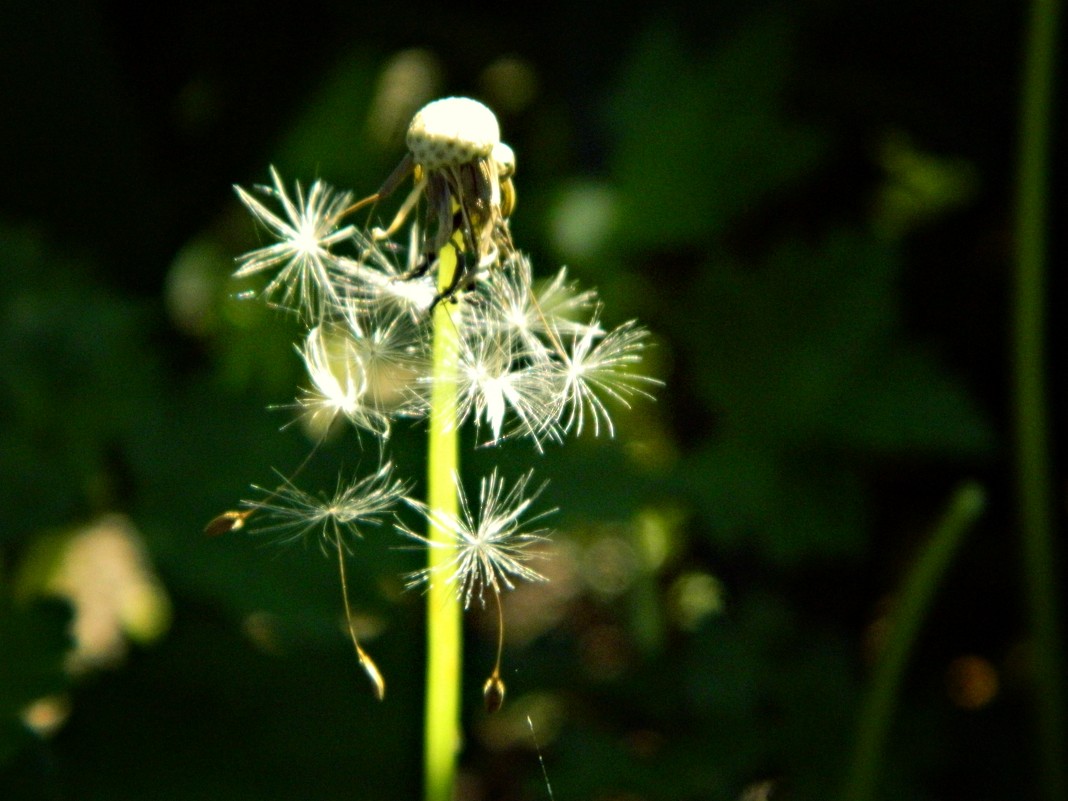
top-left (553, 318), bottom-right (662, 438)
top-left (203, 509), bottom-right (251, 536)
top-left (484, 256), bottom-right (600, 353)
top-left (341, 300), bottom-right (430, 420)
top-left (234, 167), bottom-right (356, 319)
top-left (453, 331), bottom-right (559, 448)
top-left (483, 670), bottom-right (506, 713)
top-left (243, 464), bottom-right (406, 701)
top-left (333, 528), bottom-right (387, 701)
top-left (401, 469), bottom-right (554, 608)
top-left (482, 585), bottom-right (508, 713)
top-left (343, 224), bottom-right (439, 318)
top-left (296, 325), bottom-right (393, 439)
top-left (533, 267), bottom-right (603, 335)
top-left (246, 463), bottom-right (408, 553)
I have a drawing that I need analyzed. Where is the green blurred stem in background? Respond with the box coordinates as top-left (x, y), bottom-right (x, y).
top-left (844, 482), bottom-right (985, 801)
top-left (1014, 1), bottom-right (1065, 800)
top-left (423, 236), bottom-right (464, 801)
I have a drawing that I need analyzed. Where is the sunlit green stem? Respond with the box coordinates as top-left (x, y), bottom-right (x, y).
top-left (843, 482), bottom-right (984, 801)
top-left (424, 237), bottom-right (463, 801)
top-left (1014, 2), bottom-right (1065, 798)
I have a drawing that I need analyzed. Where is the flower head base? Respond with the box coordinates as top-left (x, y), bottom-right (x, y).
top-left (359, 97), bottom-right (517, 304)
top-left (406, 97), bottom-right (501, 171)
top-left (402, 470), bottom-right (554, 608)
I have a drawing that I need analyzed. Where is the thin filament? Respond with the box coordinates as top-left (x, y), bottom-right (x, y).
top-left (527, 715), bottom-right (555, 801)
top-left (491, 585), bottom-right (505, 682)
top-left (336, 192), bottom-right (380, 221)
top-left (482, 586), bottom-right (507, 713)
top-left (204, 436), bottom-right (326, 535)
top-left (335, 534), bottom-right (386, 700)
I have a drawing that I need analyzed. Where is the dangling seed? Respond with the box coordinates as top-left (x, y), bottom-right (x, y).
top-left (358, 650), bottom-right (386, 701)
top-left (483, 674), bottom-right (506, 713)
top-left (204, 510), bottom-right (250, 536)
top-left (335, 535), bottom-right (387, 701)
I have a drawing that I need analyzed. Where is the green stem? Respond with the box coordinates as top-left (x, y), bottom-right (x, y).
top-left (843, 483), bottom-right (985, 801)
top-left (423, 237), bottom-right (464, 801)
top-left (1014, 2), bottom-right (1065, 798)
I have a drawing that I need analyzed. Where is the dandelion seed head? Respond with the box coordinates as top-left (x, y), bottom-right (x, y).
top-left (380, 97), bottom-right (517, 290)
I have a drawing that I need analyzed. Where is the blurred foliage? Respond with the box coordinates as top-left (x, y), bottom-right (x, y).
top-left (0, 597), bottom-right (71, 765)
top-left (0, 1), bottom-right (1054, 800)
top-left (609, 15), bottom-right (830, 249)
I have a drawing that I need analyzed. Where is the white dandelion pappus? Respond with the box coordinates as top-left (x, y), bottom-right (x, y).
top-left (341, 223), bottom-right (439, 318)
top-left (296, 325), bottom-right (392, 439)
top-left (233, 166), bottom-right (356, 318)
top-left (401, 469), bottom-right (555, 608)
top-left (553, 317), bottom-right (662, 438)
top-left (483, 256), bottom-right (601, 355)
top-left (340, 299), bottom-right (431, 421)
top-left (529, 266), bottom-right (603, 335)
top-left (246, 463), bottom-right (409, 553)
top-left (453, 330), bottom-right (560, 449)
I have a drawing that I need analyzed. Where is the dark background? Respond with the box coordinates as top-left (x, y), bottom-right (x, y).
top-left (1, 1), bottom-right (1064, 799)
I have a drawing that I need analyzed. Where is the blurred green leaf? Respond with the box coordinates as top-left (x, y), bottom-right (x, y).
top-left (669, 230), bottom-right (991, 563)
top-left (607, 12), bottom-right (829, 249)
top-left (681, 230), bottom-right (993, 454)
top-left (0, 597), bottom-right (71, 765)
top-left (684, 441), bottom-right (867, 562)
top-left (0, 226), bottom-right (163, 539)
top-left (820, 346), bottom-right (994, 455)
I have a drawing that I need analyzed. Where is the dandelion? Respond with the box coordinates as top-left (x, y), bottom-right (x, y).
top-left (234, 166), bottom-right (356, 319)
top-left (218, 95), bottom-right (661, 761)
top-left (401, 469), bottom-right (553, 608)
top-left (243, 463), bottom-right (409, 701)
top-left (353, 96), bottom-right (519, 304)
